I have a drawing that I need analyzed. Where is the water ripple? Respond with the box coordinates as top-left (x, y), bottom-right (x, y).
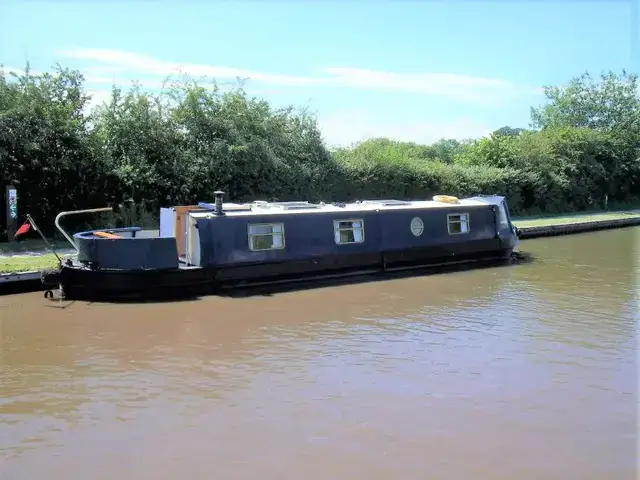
top-left (1, 228), bottom-right (638, 479)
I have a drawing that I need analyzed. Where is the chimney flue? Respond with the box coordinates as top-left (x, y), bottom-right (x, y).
top-left (214, 190), bottom-right (225, 216)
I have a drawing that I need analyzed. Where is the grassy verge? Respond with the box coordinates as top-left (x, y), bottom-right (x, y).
top-left (0, 254), bottom-right (62, 274)
top-left (0, 238), bottom-right (72, 255)
top-left (512, 210), bottom-right (640, 228)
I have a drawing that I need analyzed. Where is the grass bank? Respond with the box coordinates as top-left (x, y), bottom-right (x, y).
top-left (1, 209), bottom-right (639, 275)
top-left (1, 254), bottom-right (60, 274)
top-left (511, 209), bottom-right (640, 228)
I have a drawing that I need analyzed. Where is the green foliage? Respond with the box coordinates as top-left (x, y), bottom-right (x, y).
top-left (493, 126), bottom-right (526, 137)
top-left (531, 71), bottom-right (639, 132)
top-left (0, 64), bottom-right (116, 234)
top-left (1, 64), bottom-right (638, 238)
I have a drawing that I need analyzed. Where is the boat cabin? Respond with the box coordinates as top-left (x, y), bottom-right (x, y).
top-left (158, 192), bottom-right (518, 281)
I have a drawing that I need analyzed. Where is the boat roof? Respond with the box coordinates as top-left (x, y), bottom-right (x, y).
top-left (188, 195), bottom-right (505, 218)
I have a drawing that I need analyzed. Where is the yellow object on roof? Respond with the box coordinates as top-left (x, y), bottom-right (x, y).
top-left (93, 231), bottom-right (121, 239)
top-left (432, 195), bottom-right (460, 204)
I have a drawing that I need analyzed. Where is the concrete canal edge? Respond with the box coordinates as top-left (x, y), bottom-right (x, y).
top-left (1, 215), bottom-right (639, 291)
top-left (1, 271), bottom-right (41, 283)
top-left (516, 216), bottom-right (640, 239)
top-left (0, 270), bottom-right (44, 295)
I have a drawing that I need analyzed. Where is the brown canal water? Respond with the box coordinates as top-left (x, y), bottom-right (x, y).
top-left (1, 228), bottom-right (638, 479)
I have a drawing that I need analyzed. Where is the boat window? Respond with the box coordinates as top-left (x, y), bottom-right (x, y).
top-left (333, 219), bottom-right (365, 245)
top-left (410, 217), bottom-right (424, 236)
top-left (497, 202), bottom-right (510, 229)
top-left (447, 213), bottom-right (470, 235)
top-left (248, 223), bottom-right (285, 251)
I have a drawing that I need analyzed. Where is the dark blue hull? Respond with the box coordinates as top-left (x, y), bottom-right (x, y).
top-left (43, 238), bottom-right (516, 301)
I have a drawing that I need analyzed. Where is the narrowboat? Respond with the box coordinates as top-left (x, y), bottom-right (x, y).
top-left (40, 191), bottom-right (520, 301)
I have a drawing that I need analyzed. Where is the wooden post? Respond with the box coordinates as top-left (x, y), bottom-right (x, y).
top-left (5, 185), bottom-right (18, 241)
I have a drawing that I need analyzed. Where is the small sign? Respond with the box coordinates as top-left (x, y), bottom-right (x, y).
top-left (8, 188), bottom-right (17, 219)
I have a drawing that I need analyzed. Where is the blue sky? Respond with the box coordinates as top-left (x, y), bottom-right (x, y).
top-left (1, 0), bottom-right (637, 146)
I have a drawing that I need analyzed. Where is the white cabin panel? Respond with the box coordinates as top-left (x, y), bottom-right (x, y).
top-left (159, 207), bottom-right (176, 238)
top-left (186, 214), bottom-right (201, 266)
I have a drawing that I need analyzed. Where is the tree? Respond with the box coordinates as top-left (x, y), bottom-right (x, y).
top-left (493, 126), bottom-right (525, 137)
top-left (530, 70), bottom-right (640, 202)
top-left (530, 70), bottom-right (639, 132)
top-left (423, 138), bottom-right (470, 163)
top-left (0, 64), bottom-right (112, 232)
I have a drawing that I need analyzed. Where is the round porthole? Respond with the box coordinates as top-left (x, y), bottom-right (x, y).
top-left (410, 217), bottom-right (424, 236)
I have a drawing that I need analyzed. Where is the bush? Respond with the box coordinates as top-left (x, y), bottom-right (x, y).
top-left (1, 65), bottom-right (638, 238)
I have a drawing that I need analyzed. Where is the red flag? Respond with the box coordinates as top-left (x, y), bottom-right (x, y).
top-left (14, 221), bottom-right (31, 238)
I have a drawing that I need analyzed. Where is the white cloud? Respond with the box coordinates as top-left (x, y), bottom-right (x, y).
top-left (4, 61), bottom-right (500, 145)
top-left (6, 51), bottom-right (532, 145)
top-left (84, 88), bottom-right (113, 112)
top-left (55, 47), bottom-right (535, 105)
top-left (318, 109), bottom-right (493, 147)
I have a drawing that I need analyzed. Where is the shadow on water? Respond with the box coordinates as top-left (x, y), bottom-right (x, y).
top-left (0, 279), bottom-right (44, 296)
top-left (219, 252), bottom-right (536, 299)
top-left (76, 251), bottom-right (536, 304)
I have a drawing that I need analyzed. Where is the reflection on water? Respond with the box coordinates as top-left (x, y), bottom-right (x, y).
top-left (1, 227), bottom-right (638, 479)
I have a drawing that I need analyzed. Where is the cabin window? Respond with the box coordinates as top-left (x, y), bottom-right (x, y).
top-left (497, 202), bottom-right (510, 229)
top-left (248, 223), bottom-right (285, 251)
top-left (447, 213), bottom-right (470, 235)
top-left (410, 217), bottom-right (424, 237)
top-left (334, 219), bottom-right (364, 244)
